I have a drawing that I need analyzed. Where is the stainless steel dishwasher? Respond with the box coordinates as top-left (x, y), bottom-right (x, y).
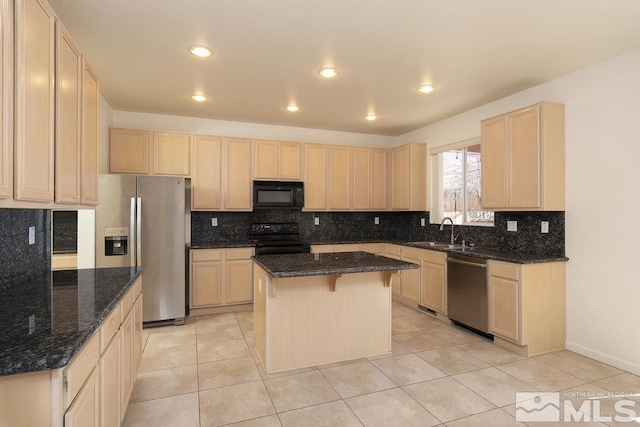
top-left (447, 255), bottom-right (491, 336)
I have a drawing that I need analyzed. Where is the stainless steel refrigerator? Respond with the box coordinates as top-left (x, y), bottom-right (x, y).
top-left (95, 174), bottom-right (186, 325)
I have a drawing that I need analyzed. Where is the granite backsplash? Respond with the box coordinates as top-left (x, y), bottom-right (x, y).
top-left (52, 210), bottom-right (78, 253)
top-left (192, 210), bottom-right (565, 257)
top-left (0, 209), bottom-right (51, 290)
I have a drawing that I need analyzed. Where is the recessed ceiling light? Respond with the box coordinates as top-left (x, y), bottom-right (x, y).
top-left (191, 94), bottom-right (208, 102)
top-left (190, 46), bottom-right (212, 58)
top-left (417, 84), bottom-right (436, 94)
top-left (365, 114), bottom-right (377, 121)
top-left (286, 105), bottom-right (300, 112)
top-left (318, 67), bottom-right (339, 78)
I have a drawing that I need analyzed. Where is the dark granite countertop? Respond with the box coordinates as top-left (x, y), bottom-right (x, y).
top-left (0, 266), bottom-right (143, 377)
top-left (188, 241), bottom-right (254, 249)
top-left (253, 251), bottom-right (419, 278)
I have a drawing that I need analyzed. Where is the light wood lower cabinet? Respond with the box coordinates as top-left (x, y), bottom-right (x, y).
top-left (190, 248), bottom-right (254, 312)
top-left (488, 260), bottom-right (566, 356)
top-left (400, 247), bottom-right (421, 304)
top-left (420, 250), bottom-right (446, 314)
top-left (100, 329), bottom-right (121, 427)
top-left (64, 367), bottom-right (100, 427)
top-left (120, 309), bottom-right (134, 417)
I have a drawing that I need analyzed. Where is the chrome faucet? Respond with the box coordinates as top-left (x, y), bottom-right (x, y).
top-left (440, 217), bottom-right (457, 245)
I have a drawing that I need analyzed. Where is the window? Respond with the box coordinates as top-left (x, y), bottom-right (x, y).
top-left (430, 138), bottom-right (493, 225)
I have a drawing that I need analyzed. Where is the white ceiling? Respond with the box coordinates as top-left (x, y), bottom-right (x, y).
top-left (48, 0), bottom-right (640, 136)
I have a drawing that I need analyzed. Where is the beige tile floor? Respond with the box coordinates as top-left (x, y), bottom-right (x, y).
top-left (123, 303), bottom-right (639, 426)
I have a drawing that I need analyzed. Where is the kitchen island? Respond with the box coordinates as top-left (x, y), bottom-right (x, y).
top-left (252, 251), bottom-right (418, 373)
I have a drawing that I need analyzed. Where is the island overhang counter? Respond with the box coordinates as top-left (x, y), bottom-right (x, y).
top-left (252, 251), bottom-right (419, 374)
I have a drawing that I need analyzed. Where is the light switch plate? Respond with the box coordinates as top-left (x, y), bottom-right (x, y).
top-left (28, 226), bottom-right (35, 245)
top-left (314, 217), bottom-right (320, 226)
top-left (541, 221), bottom-right (549, 233)
top-left (374, 217), bottom-right (379, 225)
top-left (507, 221), bottom-right (518, 232)
top-left (420, 218), bottom-right (426, 227)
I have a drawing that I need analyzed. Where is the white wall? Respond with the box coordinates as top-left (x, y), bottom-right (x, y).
top-left (112, 111), bottom-right (395, 148)
top-left (399, 48), bottom-right (640, 375)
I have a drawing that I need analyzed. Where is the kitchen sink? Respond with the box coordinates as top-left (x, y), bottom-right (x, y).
top-left (409, 241), bottom-right (467, 250)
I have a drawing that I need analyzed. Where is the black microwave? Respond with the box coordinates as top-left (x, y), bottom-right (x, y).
top-left (253, 181), bottom-right (304, 209)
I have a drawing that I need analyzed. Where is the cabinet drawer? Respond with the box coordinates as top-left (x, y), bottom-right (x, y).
top-left (385, 244), bottom-right (401, 258)
top-left (64, 332), bottom-right (100, 409)
top-left (225, 248), bottom-right (253, 260)
top-left (120, 286), bottom-right (136, 320)
top-left (191, 249), bottom-right (222, 262)
top-left (489, 261), bottom-right (520, 280)
top-left (100, 303), bottom-right (121, 353)
top-left (422, 249), bottom-right (446, 265)
top-left (402, 247), bottom-right (421, 260)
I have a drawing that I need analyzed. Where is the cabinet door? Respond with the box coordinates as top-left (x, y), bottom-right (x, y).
top-left (401, 248), bottom-right (421, 303)
top-left (353, 147), bottom-right (371, 210)
top-left (278, 142), bottom-right (302, 180)
top-left (224, 137), bottom-right (252, 210)
top-left (421, 260), bottom-right (446, 314)
top-left (55, 24), bottom-right (82, 204)
top-left (152, 131), bottom-right (190, 176)
top-left (110, 128), bottom-right (149, 174)
top-left (390, 145), bottom-right (410, 209)
top-left (488, 275), bottom-right (520, 342)
top-left (120, 310), bottom-right (134, 419)
top-left (191, 260), bottom-right (222, 307)
top-left (328, 145), bottom-right (352, 210)
top-left (191, 135), bottom-right (221, 210)
top-left (254, 139), bottom-right (278, 179)
top-left (481, 115), bottom-right (509, 209)
top-left (304, 144), bottom-right (328, 210)
top-left (100, 330), bottom-right (121, 427)
top-left (81, 61), bottom-right (99, 205)
top-left (64, 367), bottom-right (100, 427)
top-left (370, 148), bottom-right (387, 210)
top-left (14, 0), bottom-right (55, 202)
top-left (0, 0), bottom-right (11, 199)
top-left (225, 257), bottom-right (253, 304)
top-left (509, 105), bottom-right (541, 208)
top-left (133, 294), bottom-right (143, 371)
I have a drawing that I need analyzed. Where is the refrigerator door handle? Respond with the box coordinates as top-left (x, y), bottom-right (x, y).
top-left (136, 197), bottom-right (142, 267)
top-left (130, 197), bottom-right (137, 266)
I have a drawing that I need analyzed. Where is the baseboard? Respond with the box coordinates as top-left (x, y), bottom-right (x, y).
top-left (565, 340), bottom-right (640, 376)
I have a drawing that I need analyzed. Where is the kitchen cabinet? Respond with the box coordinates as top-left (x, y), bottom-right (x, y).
top-left (400, 247), bottom-right (421, 304)
top-left (304, 143), bottom-right (328, 210)
top-left (361, 243), bottom-right (384, 255)
top-left (224, 137), bottom-right (253, 210)
top-left (152, 131), bottom-right (191, 176)
top-left (64, 367), bottom-right (100, 427)
top-left (14, 0), bottom-right (56, 202)
top-left (311, 244), bottom-right (336, 253)
top-left (421, 250), bottom-right (446, 315)
top-left (54, 23), bottom-right (82, 204)
top-left (311, 243), bottom-right (384, 255)
top-left (120, 308), bottom-right (134, 418)
top-left (384, 244), bottom-right (402, 296)
top-left (191, 135), bottom-right (222, 209)
top-left (254, 139), bottom-right (302, 180)
top-left (190, 247), bottom-right (255, 313)
top-left (328, 145), bottom-right (353, 210)
top-left (488, 260), bottom-right (566, 356)
top-left (0, 0), bottom-right (12, 199)
top-left (110, 128), bottom-right (150, 174)
top-left (481, 102), bottom-right (565, 210)
top-left (81, 61), bottom-right (99, 205)
top-left (133, 293), bottom-right (143, 370)
top-left (353, 147), bottom-right (387, 210)
top-left (390, 143), bottom-right (426, 211)
top-left (100, 329), bottom-right (121, 427)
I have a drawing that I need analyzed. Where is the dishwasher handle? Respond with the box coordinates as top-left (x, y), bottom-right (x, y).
top-left (447, 257), bottom-right (487, 268)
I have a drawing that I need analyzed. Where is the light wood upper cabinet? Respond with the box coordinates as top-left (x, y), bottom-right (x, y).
top-left (390, 143), bottom-right (426, 211)
top-left (191, 135), bottom-right (222, 210)
top-left (304, 143), bottom-right (328, 210)
top-left (328, 145), bottom-right (352, 210)
top-left (354, 147), bottom-right (387, 210)
top-left (14, 0), bottom-right (56, 202)
top-left (0, 0), bottom-right (12, 199)
top-left (152, 131), bottom-right (190, 176)
top-left (110, 128), bottom-right (150, 174)
top-left (81, 61), bottom-right (99, 205)
top-left (224, 137), bottom-right (252, 210)
top-left (481, 102), bottom-right (565, 211)
top-left (254, 139), bottom-right (302, 180)
top-left (55, 24), bottom-right (82, 204)
top-left (421, 250), bottom-right (447, 314)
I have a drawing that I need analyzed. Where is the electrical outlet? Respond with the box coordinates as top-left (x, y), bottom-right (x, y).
top-left (28, 315), bottom-right (35, 335)
top-left (541, 221), bottom-right (549, 233)
top-left (314, 217), bottom-right (320, 226)
top-left (421, 218), bottom-right (426, 227)
top-left (28, 226), bottom-right (35, 245)
top-left (507, 221), bottom-right (518, 232)
top-left (374, 217), bottom-right (379, 225)
top-left (211, 218), bottom-right (218, 227)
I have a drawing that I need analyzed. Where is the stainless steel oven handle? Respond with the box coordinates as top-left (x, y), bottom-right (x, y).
top-left (447, 258), bottom-right (487, 268)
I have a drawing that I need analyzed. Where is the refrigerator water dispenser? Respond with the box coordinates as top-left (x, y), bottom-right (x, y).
top-left (104, 226), bottom-right (129, 256)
